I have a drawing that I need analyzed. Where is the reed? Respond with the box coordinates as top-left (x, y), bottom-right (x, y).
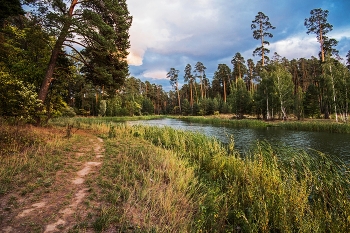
top-left (94, 124), bottom-right (201, 232)
top-left (175, 116), bottom-right (269, 128)
top-left (279, 120), bottom-right (350, 133)
top-left (175, 115), bottom-right (350, 134)
top-left (123, 124), bottom-right (350, 232)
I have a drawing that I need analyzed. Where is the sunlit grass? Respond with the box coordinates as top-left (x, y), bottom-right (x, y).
top-left (121, 124), bottom-right (350, 232)
top-left (7, 117), bottom-right (349, 232)
top-left (0, 123), bottom-right (71, 195)
top-left (94, 124), bottom-right (200, 232)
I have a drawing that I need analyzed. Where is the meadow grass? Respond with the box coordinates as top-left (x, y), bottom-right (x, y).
top-left (0, 123), bottom-right (72, 196)
top-left (120, 124), bottom-right (350, 232)
top-left (39, 118), bottom-right (350, 231)
top-left (93, 124), bottom-right (201, 232)
top-left (279, 120), bottom-right (350, 133)
top-left (49, 115), bottom-right (165, 127)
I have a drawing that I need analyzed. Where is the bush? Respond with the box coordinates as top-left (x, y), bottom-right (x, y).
top-left (0, 72), bottom-right (42, 123)
top-left (61, 106), bottom-right (76, 117)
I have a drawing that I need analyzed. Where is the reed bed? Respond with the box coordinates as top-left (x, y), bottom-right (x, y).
top-left (279, 120), bottom-right (350, 133)
top-left (176, 116), bottom-right (269, 128)
top-left (176, 116), bottom-right (350, 134)
top-left (122, 124), bottom-right (350, 232)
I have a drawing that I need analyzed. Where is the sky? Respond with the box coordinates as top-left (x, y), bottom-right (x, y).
top-left (126, 0), bottom-right (350, 91)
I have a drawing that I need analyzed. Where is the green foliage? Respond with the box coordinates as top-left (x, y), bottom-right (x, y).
top-left (0, 72), bottom-right (42, 123)
top-left (270, 61), bottom-right (294, 119)
top-left (0, 17), bottom-right (51, 87)
top-left (304, 84), bottom-right (321, 118)
top-left (0, 0), bottom-right (24, 26)
top-left (141, 98), bottom-right (154, 115)
top-left (61, 106), bottom-right (76, 118)
top-left (106, 96), bottom-right (122, 116)
top-left (181, 99), bottom-right (191, 115)
top-left (229, 78), bottom-right (252, 118)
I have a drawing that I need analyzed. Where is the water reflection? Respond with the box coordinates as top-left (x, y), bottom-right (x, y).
top-left (127, 118), bottom-right (350, 164)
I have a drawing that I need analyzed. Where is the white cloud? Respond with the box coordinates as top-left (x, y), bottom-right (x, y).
top-left (126, 0), bottom-right (237, 66)
top-left (330, 27), bottom-right (350, 40)
top-left (269, 35), bottom-right (319, 59)
top-left (142, 70), bottom-right (168, 80)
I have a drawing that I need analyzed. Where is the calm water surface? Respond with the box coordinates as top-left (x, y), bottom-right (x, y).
top-left (127, 118), bottom-right (350, 164)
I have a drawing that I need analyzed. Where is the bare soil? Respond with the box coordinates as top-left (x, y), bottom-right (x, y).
top-left (0, 130), bottom-right (105, 232)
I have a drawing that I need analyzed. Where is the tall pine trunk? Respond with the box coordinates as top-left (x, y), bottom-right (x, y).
top-left (38, 0), bottom-right (78, 103)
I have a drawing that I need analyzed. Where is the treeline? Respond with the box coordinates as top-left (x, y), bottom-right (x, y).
top-left (165, 53), bottom-right (350, 121)
top-left (1, 3), bottom-right (350, 123)
top-left (165, 10), bottom-right (350, 121)
top-left (0, 0), bottom-right (132, 124)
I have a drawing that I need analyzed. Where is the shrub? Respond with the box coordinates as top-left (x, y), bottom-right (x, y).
top-left (0, 72), bottom-right (42, 123)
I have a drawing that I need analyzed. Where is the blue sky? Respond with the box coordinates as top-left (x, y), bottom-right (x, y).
top-left (126, 0), bottom-right (350, 91)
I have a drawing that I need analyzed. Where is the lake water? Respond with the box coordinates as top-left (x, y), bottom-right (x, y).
top-left (127, 118), bottom-right (350, 164)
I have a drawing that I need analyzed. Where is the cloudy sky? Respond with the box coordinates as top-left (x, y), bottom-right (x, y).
top-left (126, 0), bottom-right (350, 91)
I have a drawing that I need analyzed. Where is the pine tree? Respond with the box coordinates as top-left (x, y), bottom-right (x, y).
top-left (26, 0), bottom-right (132, 105)
top-left (305, 8), bottom-right (333, 62)
top-left (251, 12), bottom-right (275, 66)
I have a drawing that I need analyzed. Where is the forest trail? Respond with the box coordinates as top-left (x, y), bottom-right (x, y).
top-left (1, 131), bottom-right (105, 233)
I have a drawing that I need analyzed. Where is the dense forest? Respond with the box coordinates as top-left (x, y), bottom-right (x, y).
top-left (1, 1), bottom-right (350, 123)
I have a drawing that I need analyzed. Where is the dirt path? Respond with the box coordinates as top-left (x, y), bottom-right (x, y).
top-left (1, 132), bottom-right (105, 232)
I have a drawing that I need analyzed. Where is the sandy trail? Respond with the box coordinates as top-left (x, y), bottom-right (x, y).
top-left (1, 133), bottom-right (105, 233)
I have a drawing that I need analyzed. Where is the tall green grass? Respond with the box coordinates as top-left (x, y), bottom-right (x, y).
top-left (176, 116), bottom-right (269, 128)
top-left (94, 124), bottom-right (200, 232)
top-left (50, 115), bottom-right (165, 127)
top-left (279, 120), bottom-right (350, 133)
top-left (48, 118), bottom-right (350, 232)
top-left (123, 124), bottom-right (350, 232)
top-left (176, 116), bottom-right (350, 133)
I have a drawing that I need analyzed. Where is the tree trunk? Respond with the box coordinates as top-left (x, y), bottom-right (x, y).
top-left (38, 0), bottom-right (78, 103)
top-left (176, 82), bottom-right (181, 113)
top-left (329, 65), bottom-right (338, 122)
top-left (223, 80), bottom-right (226, 103)
top-left (190, 82), bottom-right (193, 108)
top-left (266, 91), bottom-right (270, 120)
top-left (319, 21), bottom-right (324, 62)
top-left (200, 74), bottom-right (204, 99)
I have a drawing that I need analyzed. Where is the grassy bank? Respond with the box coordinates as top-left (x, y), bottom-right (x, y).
top-left (176, 115), bottom-right (350, 133)
top-left (175, 115), bottom-right (269, 128)
top-left (49, 115), bottom-right (165, 128)
top-left (0, 123), bottom-right (71, 196)
top-left (64, 117), bottom-right (349, 232)
top-left (122, 124), bottom-right (350, 232)
top-left (2, 117), bottom-right (349, 232)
